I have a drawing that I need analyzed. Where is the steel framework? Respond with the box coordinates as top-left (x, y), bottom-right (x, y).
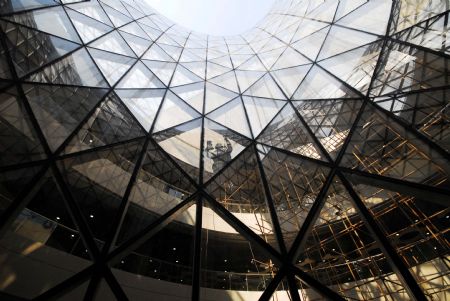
top-left (0, 0), bottom-right (448, 300)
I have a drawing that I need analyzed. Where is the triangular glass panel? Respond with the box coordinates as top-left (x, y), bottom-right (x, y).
top-left (121, 2), bottom-right (146, 19)
top-left (275, 21), bottom-right (298, 44)
top-left (259, 47), bottom-right (287, 70)
top-left (0, 171), bottom-right (93, 299)
top-left (293, 65), bottom-right (359, 100)
top-left (142, 43), bottom-right (174, 61)
top-left (230, 53), bottom-right (254, 68)
top-left (334, 0), bottom-right (367, 21)
top-left (26, 48), bottom-right (108, 88)
top-left (158, 44), bottom-right (183, 61)
top-left (317, 26), bottom-right (378, 60)
top-left (243, 73), bottom-right (286, 99)
top-left (345, 172), bottom-right (450, 298)
top-left (373, 88), bottom-right (450, 152)
top-left (170, 82), bottom-right (204, 113)
top-left (152, 91), bottom-right (201, 132)
top-left (291, 19), bottom-right (328, 42)
top-left (291, 27), bottom-right (329, 61)
top-left (119, 22), bottom-right (149, 40)
top-left (88, 48), bottom-right (136, 86)
top-left (208, 71), bottom-right (239, 93)
top-left (138, 23), bottom-right (163, 41)
top-left (100, 0), bottom-right (130, 17)
top-left (64, 92), bottom-right (145, 154)
top-left (199, 200), bottom-right (279, 295)
top-left (294, 99), bottom-right (363, 159)
top-left (153, 118), bottom-right (202, 183)
top-left (143, 60), bottom-right (176, 86)
top-left (59, 139), bottom-right (144, 240)
top-left (101, 3), bottom-right (132, 27)
top-left (115, 89), bottom-right (165, 132)
top-left (159, 33), bottom-right (183, 48)
top-left (138, 20), bottom-right (163, 40)
top-left (370, 41), bottom-right (449, 96)
top-left (4, 6), bottom-right (81, 43)
top-left (209, 55), bottom-right (233, 69)
top-left (0, 0), bottom-right (62, 16)
top-left (120, 32), bottom-right (152, 57)
top-left (271, 65), bottom-right (311, 98)
top-left (89, 30), bottom-right (135, 57)
top-left (204, 147), bottom-right (280, 250)
top-left (113, 203), bottom-right (196, 299)
top-left (180, 61), bottom-right (206, 79)
top-left (234, 70), bottom-right (266, 92)
top-left (148, 15), bottom-right (171, 31)
top-left (0, 21), bottom-right (79, 78)
top-left (170, 64), bottom-right (203, 87)
top-left (204, 82), bottom-right (238, 114)
top-left (272, 46), bottom-right (310, 70)
top-left (115, 139), bottom-right (196, 243)
top-left (203, 118), bottom-right (252, 182)
top-left (68, 0), bottom-right (113, 26)
top-left (294, 176), bottom-right (411, 300)
top-left (206, 62), bottom-right (231, 79)
top-left (340, 104), bottom-right (450, 186)
top-left (258, 105), bottom-right (326, 160)
top-left (319, 42), bottom-right (382, 94)
top-left (306, 1), bottom-right (338, 23)
top-left (116, 61), bottom-right (164, 89)
top-left (24, 84), bottom-right (108, 151)
top-left (393, 0), bottom-right (448, 33)
top-left (184, 37), bottom-right (205, 48)
top-left (237, 55), bottom-right (266, 71)
top-left (0, 87), bottom-right (46, 167)
top-left (336, 1), bottom-right (392, 35)
top-left (259, 145), bottom-right (330, 249)
top-left (393, 13), bottom-right (449, 55)
top-left (207, 97), bottom-right (253, 138)
top-left (242, 96), bottom-right (285, 137)
top-left (66, 9), bottom-right (112, 43)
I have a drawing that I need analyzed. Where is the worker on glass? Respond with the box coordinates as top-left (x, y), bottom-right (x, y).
top-left (205, 137), bottom-right (233, 173)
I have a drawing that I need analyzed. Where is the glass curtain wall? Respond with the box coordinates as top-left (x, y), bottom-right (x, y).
top-left (0, 0), bottom-right (448, 300)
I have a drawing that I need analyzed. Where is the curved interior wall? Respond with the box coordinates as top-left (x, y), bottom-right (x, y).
top-left (0, 0), bottom-right (449, 300)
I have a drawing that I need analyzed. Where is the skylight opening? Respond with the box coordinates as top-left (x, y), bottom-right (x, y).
top-left (145, 0), bottom-right (275, 36)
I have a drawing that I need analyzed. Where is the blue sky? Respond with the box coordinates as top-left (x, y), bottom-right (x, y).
top-left (144, 0), bottom-right (275, 36)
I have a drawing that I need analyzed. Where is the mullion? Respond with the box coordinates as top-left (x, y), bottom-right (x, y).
top-left (190, 35), bottom-right (210, 301)
top-left (257, 266), bottom-right (286, 301)
top-left (253, 143), bottom-right (288, 255)
top-left (287, 169), bottom-right (336, 263)
top-left (338, 171), bottom-right (428, 301)
top-left (52, 23), bottom-right (174, 157)
top-left (0, 1), bottom-right (447, 300)
top-left (107, 194), bottom-right (197, 265)
top-left (1, 19), bottom-right (103, 298)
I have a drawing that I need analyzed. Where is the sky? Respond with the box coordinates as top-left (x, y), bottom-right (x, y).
top-left (144, 0), bottom-right (275, 36)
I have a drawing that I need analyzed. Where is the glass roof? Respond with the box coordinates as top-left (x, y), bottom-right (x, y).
top-left (0, 0), bottom-right (448, 300)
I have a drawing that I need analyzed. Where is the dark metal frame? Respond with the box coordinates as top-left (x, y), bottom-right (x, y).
top-left (0, 0), bottom-right (448, 300)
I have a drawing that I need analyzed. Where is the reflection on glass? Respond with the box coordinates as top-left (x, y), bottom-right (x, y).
top-left (205, 136), bottom-right (232, 174)
top-left (0, 0), bottom-right (448, 300)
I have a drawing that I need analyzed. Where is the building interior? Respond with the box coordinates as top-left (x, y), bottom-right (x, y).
top-left (0, 0), bottom-right (448, 300)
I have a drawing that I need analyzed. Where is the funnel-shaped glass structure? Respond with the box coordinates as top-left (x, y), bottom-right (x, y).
top-left (0, 1), bottom-right (449, 300)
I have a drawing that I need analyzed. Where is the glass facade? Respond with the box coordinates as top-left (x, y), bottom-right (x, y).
top-left (0, 0), bottom-right (448, 300)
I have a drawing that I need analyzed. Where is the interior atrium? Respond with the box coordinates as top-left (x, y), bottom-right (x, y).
top-left (0, 0), bottom-right (449, 300)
